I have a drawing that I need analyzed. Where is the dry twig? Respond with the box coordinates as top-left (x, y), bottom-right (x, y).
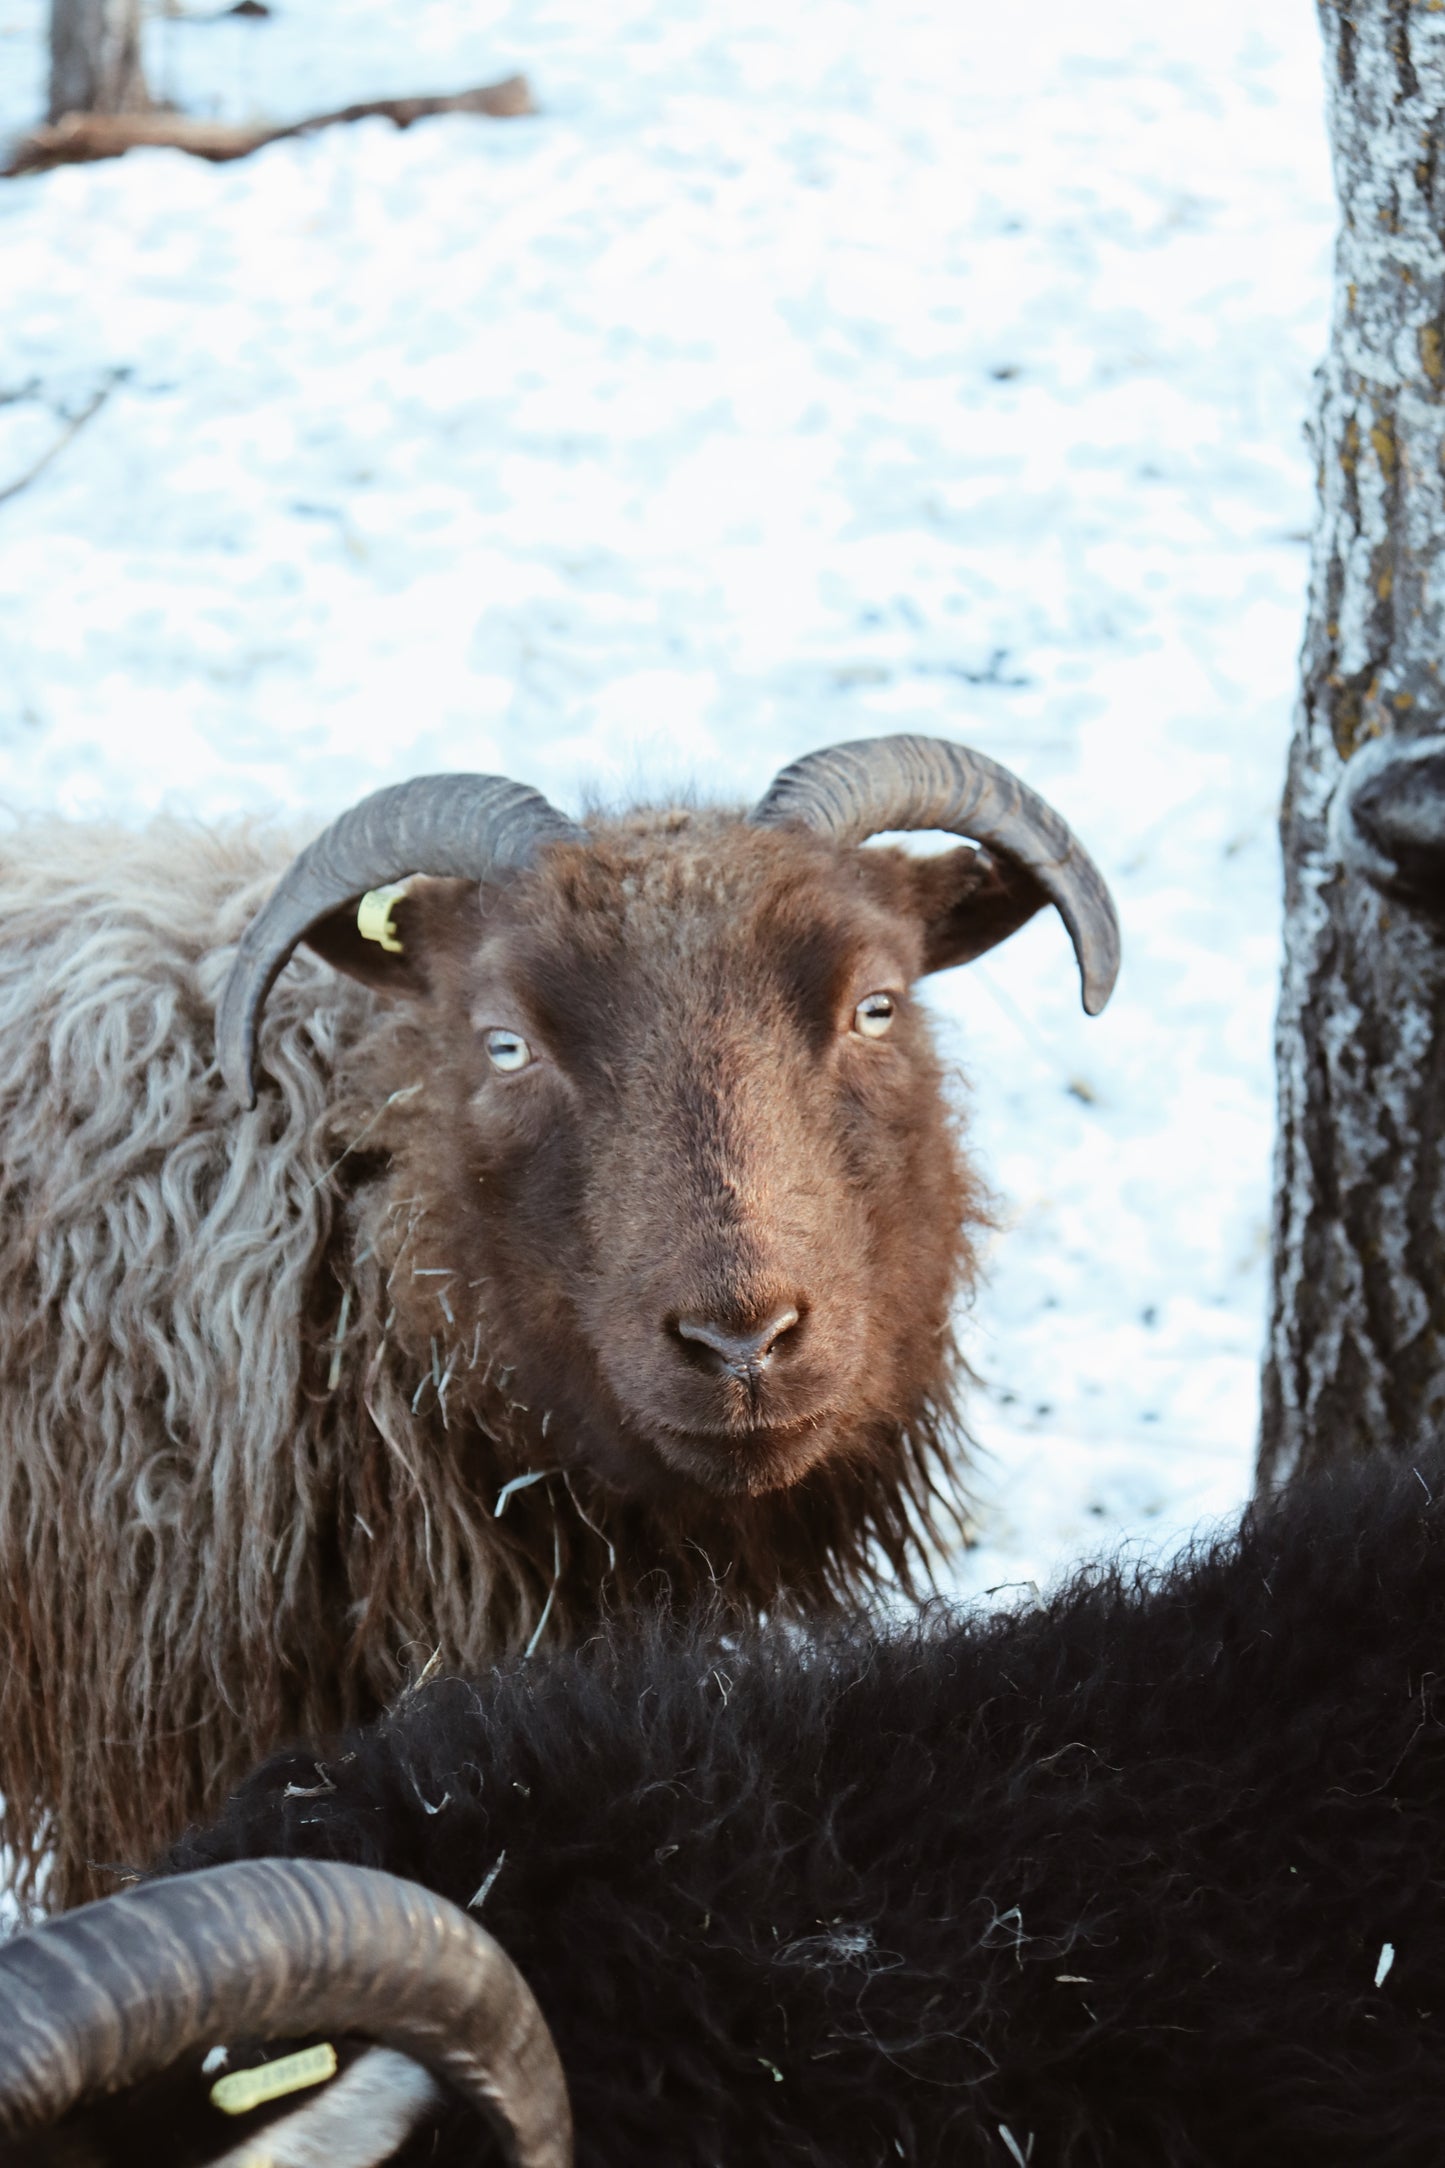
top-left (0, 381), bottom-right (116, 508)
top-left (4, 74), bottom-right (534, 178)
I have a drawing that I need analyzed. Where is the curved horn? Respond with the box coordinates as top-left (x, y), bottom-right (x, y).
top-left (1330, 730), bottom-right (1445, 910)
top-left (0, 1858), bottom-right (571, 2168)
top-left (218, 774), bottom-right (587, 1109)
top-left (750, 734), bottom-right (1120, 1014)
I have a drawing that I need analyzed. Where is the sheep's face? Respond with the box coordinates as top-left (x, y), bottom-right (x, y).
top-left (320, 813), bottom-right (1005, 1503)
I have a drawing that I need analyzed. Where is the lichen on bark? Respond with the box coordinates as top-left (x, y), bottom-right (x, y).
top-left (1261, 1), bottom-right (1445, 1485)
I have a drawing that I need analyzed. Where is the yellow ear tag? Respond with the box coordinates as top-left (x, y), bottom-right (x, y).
top-left (210, 2041), bottom-right (339, 2116)
top-left (357, 883), bottom-right (408, 955)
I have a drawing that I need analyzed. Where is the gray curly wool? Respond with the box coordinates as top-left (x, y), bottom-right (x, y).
top-left (0, 819), bottom-right (557, 1913)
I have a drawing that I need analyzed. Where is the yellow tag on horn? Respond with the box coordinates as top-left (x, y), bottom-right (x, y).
top-left (357, 883), bottom-right (408, 954)
top-left (210, 2041), bottom-right (338, 2116)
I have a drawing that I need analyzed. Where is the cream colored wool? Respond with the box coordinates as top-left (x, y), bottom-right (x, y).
top-left (0, 822), bottom-right (553, 1913)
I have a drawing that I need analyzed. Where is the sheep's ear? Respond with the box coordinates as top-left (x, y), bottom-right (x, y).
top-left (902, 844), bottom-right (1051, 976)
top-left (301, 877), bottom-right (480, 999)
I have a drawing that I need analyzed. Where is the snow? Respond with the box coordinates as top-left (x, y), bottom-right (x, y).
top-left (0, 0), bottom-right (1335, 1602)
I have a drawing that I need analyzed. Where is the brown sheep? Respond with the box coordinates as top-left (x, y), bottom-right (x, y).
top-left (0, 734), bottom-right (1117, 1913)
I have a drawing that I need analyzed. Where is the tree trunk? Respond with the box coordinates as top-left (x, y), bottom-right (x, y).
top-left (1261, 2), bottom-right (1445, 1489)
top-left (49, 0), bottom-right (150, 123)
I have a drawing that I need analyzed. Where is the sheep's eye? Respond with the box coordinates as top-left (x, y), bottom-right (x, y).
top-left (854, 993), bottom-right (896, 1039)
top-left (485, 1029), bottom-right (532, 1074)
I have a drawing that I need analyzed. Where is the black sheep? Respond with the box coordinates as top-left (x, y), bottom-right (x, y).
top-left (14, 1450), bottom-right (1445, 2165)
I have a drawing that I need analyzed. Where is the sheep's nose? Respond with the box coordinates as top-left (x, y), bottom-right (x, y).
top-left (673, 1306), bottom-right (801, 1376)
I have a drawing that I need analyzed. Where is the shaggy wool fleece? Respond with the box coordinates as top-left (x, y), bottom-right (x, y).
top-left (0, 819), bottom-right (391, 1914)
top-left (137, 1449), bottom-right (1445, 2168)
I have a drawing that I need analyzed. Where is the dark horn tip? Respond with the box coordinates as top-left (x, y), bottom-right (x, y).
top-left (217, 1021), bottom-right (257, 1111)
top-left (215, 976), bottom-right (259, 1111)
top-left (1081, 908), bottom-right (1122, 1016)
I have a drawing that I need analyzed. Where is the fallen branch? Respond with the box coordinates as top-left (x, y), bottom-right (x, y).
top-left (0, 381), bottom-right (115, 508)
top-left (3, 74), bottom-right (534, 178)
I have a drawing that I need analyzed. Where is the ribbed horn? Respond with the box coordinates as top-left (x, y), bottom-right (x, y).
top-left (218, 774), bottom-right (586, 1109)
top-left (750, 734), bottom-right (1120, 1014)
top-left (0, 1858), bottom-right (571, 2168)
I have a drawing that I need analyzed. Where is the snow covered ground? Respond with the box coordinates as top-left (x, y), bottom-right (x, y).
top-left (0, 0), bottom-right (1336, 1598)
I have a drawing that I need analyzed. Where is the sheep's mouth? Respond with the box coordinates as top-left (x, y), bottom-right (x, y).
top-left (651, 1410), bottom-right (839, 1496)
top-left (662, 1406), bottom-right (831, 1441)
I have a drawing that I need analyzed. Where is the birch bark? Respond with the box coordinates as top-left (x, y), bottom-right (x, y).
top-left (1261, 2), bottom-right (1445, 1486)
top-left (49, 0), bottom-right (149, 123)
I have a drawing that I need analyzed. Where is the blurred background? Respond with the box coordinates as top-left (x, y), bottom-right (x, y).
top-left (0, 0), bottom-right (1335, 1594)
